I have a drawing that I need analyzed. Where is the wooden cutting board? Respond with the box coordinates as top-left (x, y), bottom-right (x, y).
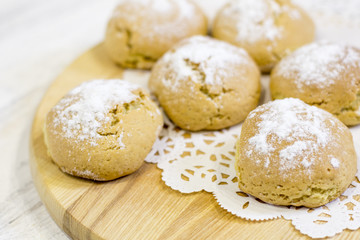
top-left (29, 44), bottom-right (359, 240)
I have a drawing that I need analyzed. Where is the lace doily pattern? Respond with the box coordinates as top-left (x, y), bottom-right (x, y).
top-left (145, 114), bottom-right (360, 238)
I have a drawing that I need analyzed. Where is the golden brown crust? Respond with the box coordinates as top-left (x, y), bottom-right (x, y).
top-left (104, 0), bottom-right (208, 69)
top-left (235, 98), bottom-right (357, 207)
top-left (44, 80), bottom-right (163, 181)
top-left (270, 42), bottom-right (360, 126)
top-left (149, 36), bottom-right (261, 131)
top-left (212, 0), bottom-right (315, 72)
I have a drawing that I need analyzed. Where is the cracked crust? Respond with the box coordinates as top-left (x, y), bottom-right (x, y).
top-left (44, 82), bottom-right (163, 181)
top-left (212, 0), bottom-right (315, 72)
top-left (149, 36), bottom-right (261, 131)
top-left (104, 0), bottom-right (208, 69)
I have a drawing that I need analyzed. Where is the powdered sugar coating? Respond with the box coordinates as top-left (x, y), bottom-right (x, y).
top-left (113, 0), bottom-right (197, 39)
top-left (246, 98), bottom-right (339, 174)
top-left (61, 167), bottom-right (105, 181)
top-left (222, 0), bottom-right (300, 43)
top-left (52, 79), bottom-right (141, 146)
top-left (160, 36), bottom-right (251, 89)
top-left (117, 131), bottom-right (125, 149)
top-left (276, 42), bottom-right (360, 89)
top-left (120, 0), bottom-right (173, 13)
top-left (331, 157), bottom-right (340, 168)
top-left (117, 0), bottom-right (194, 15)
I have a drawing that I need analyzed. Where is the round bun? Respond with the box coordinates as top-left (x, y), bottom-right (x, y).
top-left (44, 79), bottom-right (163, 181)
top-left (236, 98), bottom-right (357, 208)
top-left (212, 0), bottom-right (315, 72)
top-left (104, 0), bottom-right (208, 69)
top-left (149, 36), bottom-right (261, 131)
top-left (270, 42), bottom-right (360, 126)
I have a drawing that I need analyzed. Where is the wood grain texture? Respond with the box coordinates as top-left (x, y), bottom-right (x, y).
top-left (29, 44), bottom-right (360, 240)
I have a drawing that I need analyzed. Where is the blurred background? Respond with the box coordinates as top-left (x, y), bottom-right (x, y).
top-left (0, 0), bottom-right (359, 239)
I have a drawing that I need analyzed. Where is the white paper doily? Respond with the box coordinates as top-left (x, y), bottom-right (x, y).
top-left (120, 1), bottom-right (360, 238)
top-left (145, 108), bottom-right (360, 239)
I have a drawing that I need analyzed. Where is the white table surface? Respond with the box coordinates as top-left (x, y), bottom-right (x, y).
top-left (0, 0), bottom-right (359, 239)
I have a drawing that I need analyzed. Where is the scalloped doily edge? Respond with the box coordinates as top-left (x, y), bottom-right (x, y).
top-left (147, 161), bottom-right (360, 239)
